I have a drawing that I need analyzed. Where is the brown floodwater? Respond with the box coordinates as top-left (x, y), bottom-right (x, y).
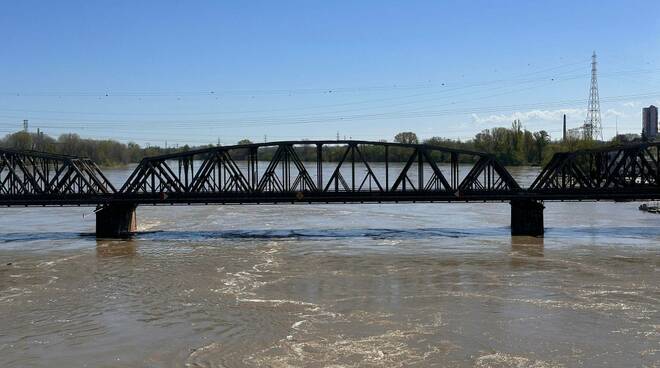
top-left (0, 166), bottom-right (658, 367)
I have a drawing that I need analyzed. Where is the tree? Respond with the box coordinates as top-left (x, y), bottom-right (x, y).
top-left (394, 132), bottom-right (418, 144)
top-left (533, 130), bottom-right (550, 163)
top-left (4, 131), bottom-right (33, 150)
top-left (237, 139), bottom-right (253, 145)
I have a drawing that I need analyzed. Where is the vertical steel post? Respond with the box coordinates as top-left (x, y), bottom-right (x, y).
top-left (417, 149), bottom-right (423, 190)
top-left (351, 144), bottom-right (355, 191)
top-left (316, 144), bottom-right (323, 191)
top-left (451, 152), bottom-right (458, 189)
top-left (385, 145), bottom-right (389, 192)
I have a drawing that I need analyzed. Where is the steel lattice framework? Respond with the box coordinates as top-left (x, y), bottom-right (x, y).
top-left (0, 148), bottom-right (116, 205)
top-left (583, 52), bottom-right (603, 141)
top-left (119, 140), bottom-right (520, 203)
top-left (530, 141), bottom-right (660, 199)
top-left (2, 140), bottom-right (660, 206)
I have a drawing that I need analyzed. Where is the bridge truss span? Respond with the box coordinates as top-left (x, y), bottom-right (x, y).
top-left (119, 140), bottom-right (521, 203)
top-left (0, 148), bottom-right (116, 205)
top-left (529, 141), bottom-right (660, 200)
top-left (3, 140), bottom-right (660, 237)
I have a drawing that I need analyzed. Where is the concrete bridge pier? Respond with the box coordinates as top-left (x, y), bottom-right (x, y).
top-left (96, 203), bottom-right (137, 238)
top-left (510, 199), bottom-right (544, 236)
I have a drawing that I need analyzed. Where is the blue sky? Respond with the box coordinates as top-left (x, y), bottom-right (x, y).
top-left (1, 0), bottom-right (659, 146)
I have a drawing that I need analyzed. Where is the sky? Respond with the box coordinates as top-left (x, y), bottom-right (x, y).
top-left (1, 0), bottom-right (660, 146)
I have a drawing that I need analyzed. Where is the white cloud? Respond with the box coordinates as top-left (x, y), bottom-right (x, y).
top-left (471, 107), bottom-right (627, 128)
top-left (471, 108), bottom-right (585, 126)
top-left (604, 108), bottom-right (624, 117)
top-left (621, 100), bottom-right (660, 109)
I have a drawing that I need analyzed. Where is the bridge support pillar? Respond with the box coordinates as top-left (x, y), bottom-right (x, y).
top-left (96, 203), bottom-right (137, 238)
top-left (510, 199), bottom-right (544, 236)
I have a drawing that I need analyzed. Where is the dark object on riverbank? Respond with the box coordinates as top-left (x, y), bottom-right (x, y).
top-left (639, 203), bottom-right (660, 213)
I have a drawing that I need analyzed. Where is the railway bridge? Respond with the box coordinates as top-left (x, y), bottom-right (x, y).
top-left (1, 140), bottom-right (659, 237)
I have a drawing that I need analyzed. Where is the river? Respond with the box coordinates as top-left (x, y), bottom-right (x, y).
top-left (0, 166), bottom-right (658, 367)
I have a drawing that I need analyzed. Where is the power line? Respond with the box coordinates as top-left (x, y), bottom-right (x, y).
top-left (2, 65), bottom-right (657, 131)
top-left (2, 90), bottom-right (659, 131)
top-left (0, 59), bottom-right (595, 98)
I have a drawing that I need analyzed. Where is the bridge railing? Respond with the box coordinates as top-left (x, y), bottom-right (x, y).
top-left (0, 148), bottom-right (116, 201)
top-left (119, 140), bottom-right (520, 201)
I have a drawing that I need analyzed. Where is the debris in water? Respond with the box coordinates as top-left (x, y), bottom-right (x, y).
top-left (639, 203), bottom-right (660, 213)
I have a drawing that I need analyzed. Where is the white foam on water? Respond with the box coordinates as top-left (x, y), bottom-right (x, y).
top-left (36, 254), bottom-right (84, 268)
top-left (0, 287), bottom-right (33, 303)
top-left (475, 352), bottom-right (565, 368)
top-left (137, 219), bottom-right (162, 232)
top-left (291, 320), bottom-right (307, 331)
top-left (249, 327), bottom-right (451, 367)
top-left (185, 341), bottom-right (222, 368)
top-left (236, 298), bottom-right (318, 307)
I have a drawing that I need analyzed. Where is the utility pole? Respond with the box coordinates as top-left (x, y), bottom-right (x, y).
top-left (336, 131), bottom-right (340, 141)
top-left (23, 120), bottom-right (28, 132)
top-left (615, 116), bottom-right (619, 137)
top-left (563, 114), bottom-right (567, 142)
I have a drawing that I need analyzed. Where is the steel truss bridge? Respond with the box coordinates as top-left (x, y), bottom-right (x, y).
top-left (1, 140), bottom-right (659, 236)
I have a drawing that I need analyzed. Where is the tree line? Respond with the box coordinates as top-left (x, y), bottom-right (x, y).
top-left (0, 131), bottom-right (210, 167)
top-left (0, 121), bottom-right (633, 167)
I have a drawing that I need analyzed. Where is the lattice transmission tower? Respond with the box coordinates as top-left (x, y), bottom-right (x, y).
top-left (583, 51), bottom-right (602, 140)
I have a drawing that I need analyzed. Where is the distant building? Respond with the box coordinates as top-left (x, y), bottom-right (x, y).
top-left (642, 105), bottom-right (658, 140)
top-left (567, 127), bottom-right (583, 140)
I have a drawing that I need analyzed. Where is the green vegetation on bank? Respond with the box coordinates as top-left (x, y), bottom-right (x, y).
top-left (0, 131), bottom-right (212, 167)
top-left (0, 120), bottom-right (641, 167)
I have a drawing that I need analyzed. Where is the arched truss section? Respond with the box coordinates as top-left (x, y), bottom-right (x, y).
top-left (120, 140), bottom-right (520, 202)
top-left (530, 141), bottom-right (660, 194)
top-left (0, 149), bottom-right (116, 201)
